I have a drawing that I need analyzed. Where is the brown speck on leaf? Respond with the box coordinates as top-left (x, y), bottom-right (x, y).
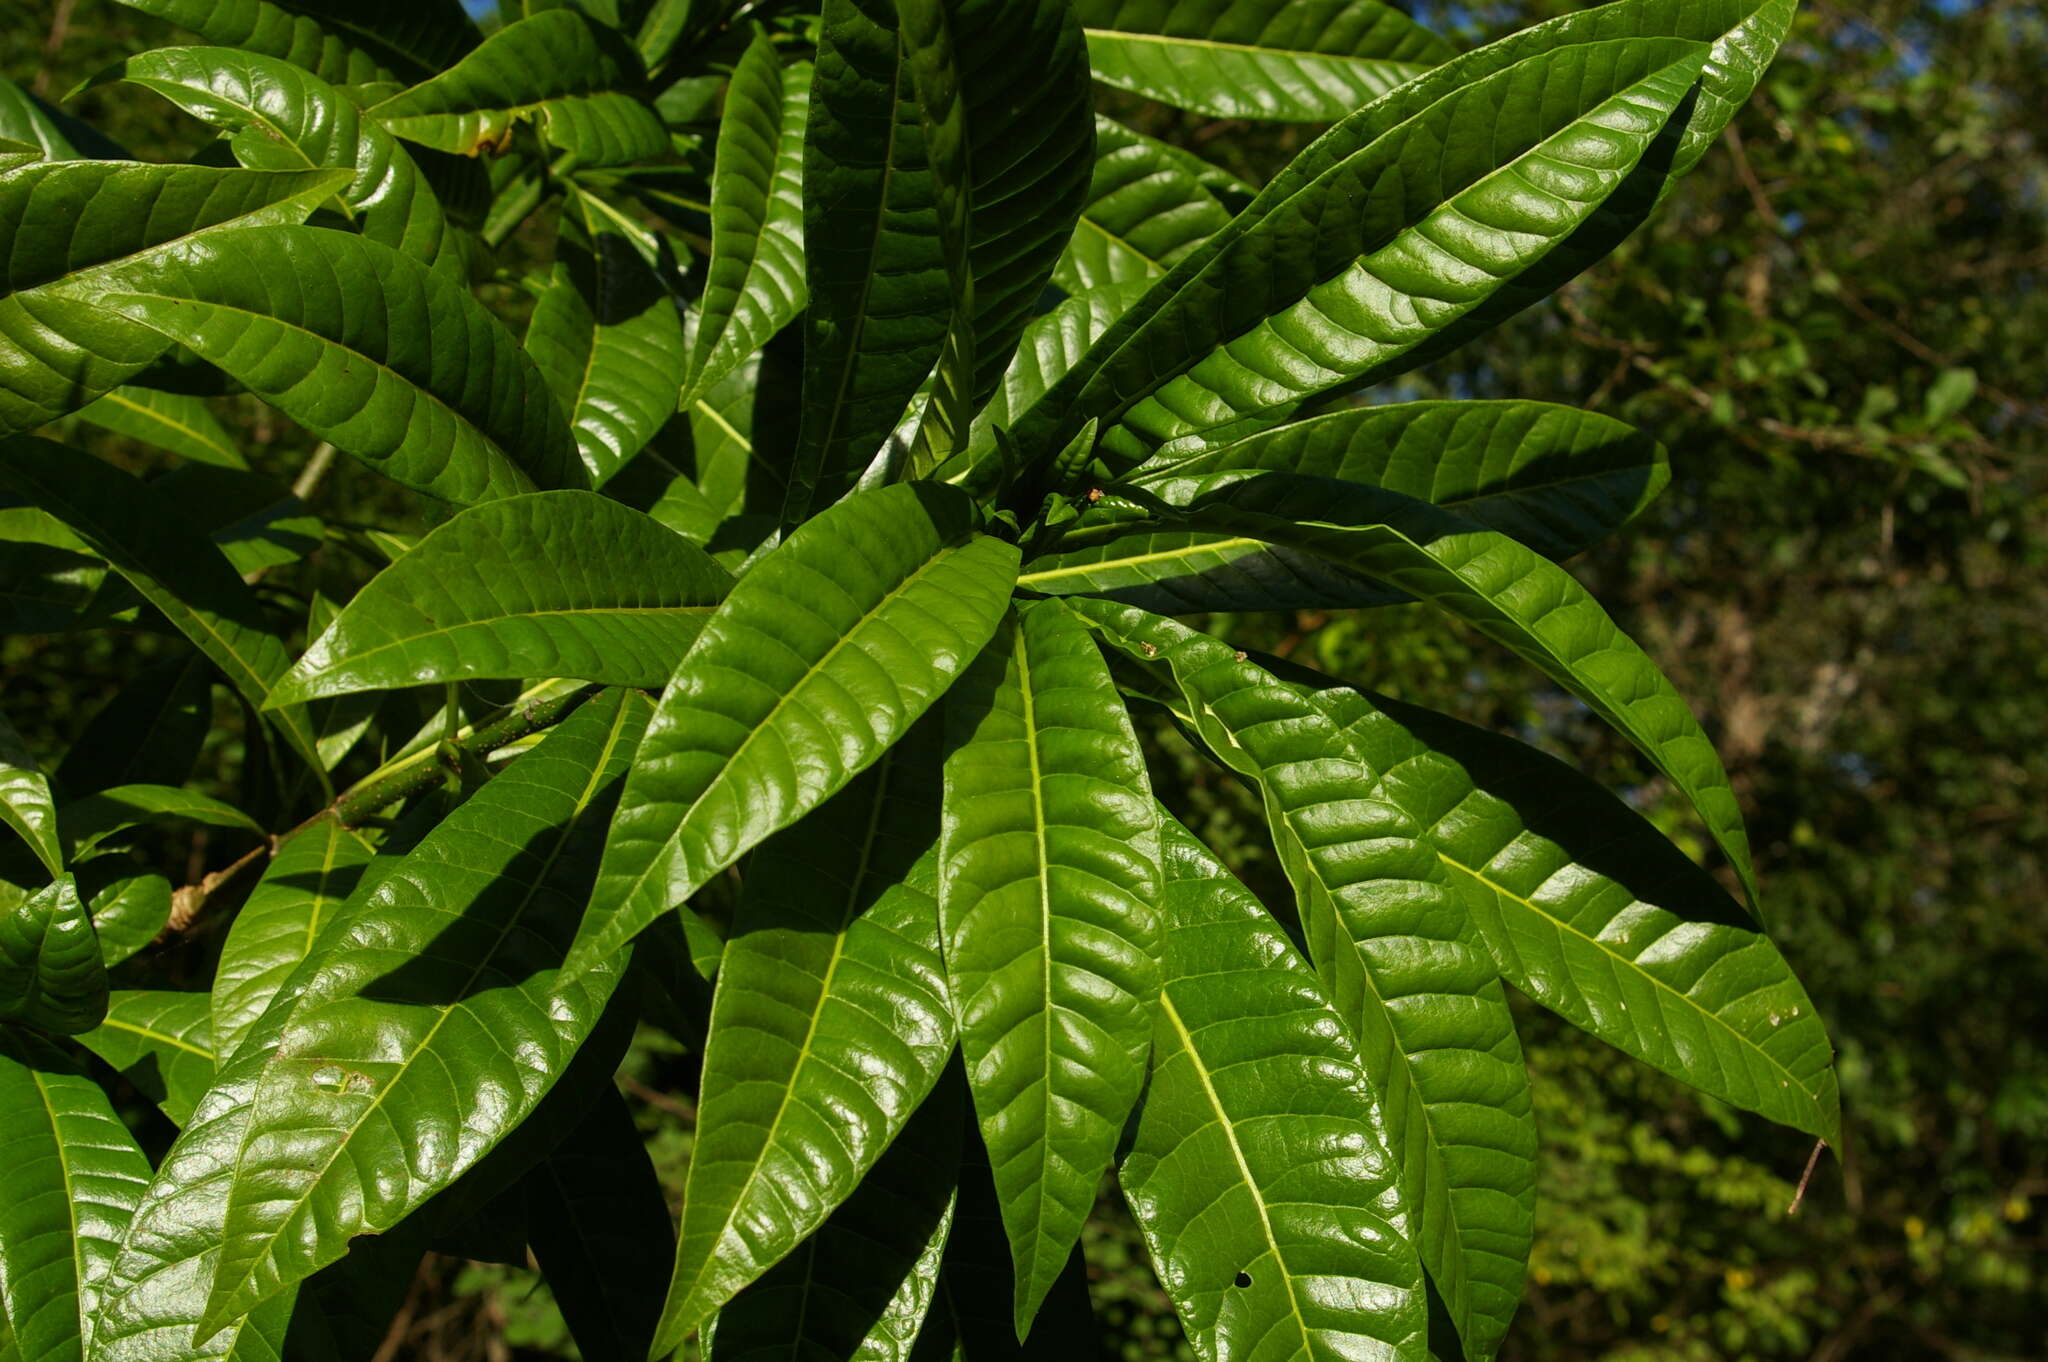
top-left (1086, 487), bottom-right (1104, 504)
top-left (1234, 650), bottom-right (1248, 662)
top-left (1141, 642), bottom-right (1158, 657)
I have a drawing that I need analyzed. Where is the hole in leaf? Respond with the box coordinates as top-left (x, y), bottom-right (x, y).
top-left (1233, 1271), bottom-right (1253, 1288)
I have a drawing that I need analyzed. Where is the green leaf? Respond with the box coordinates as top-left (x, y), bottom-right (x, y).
top-left (1156, 472), bottom-right (1761, 911)
top-left (0, 1027), bottom-right (153, 1362)
top-left (114, 46), bottom-right (465, 277)
top-left (0, 874), bottom-right (108, 1034)
top-left (210, 815), bottom-right (375, 1066)
top-left (1302, 682), bottom-right (1841, 1144)
top-left (0, 708), bottom-right (63, 876)
top-left (76, 990), bottom-right (217, 1128)
top-left (784, 0), bottom-right (950, 523)
top-left (0, 76), bottom-right (128, 160)
top-left (1052, 115), bottom-right (1234, 294)
top-left (269, 492), bottom-right (731, 706)
top-left (0, 439), bottom-right (324, 776)
top-left (684, 34), bottom-right (810, 408)
top-left (1068, 602), bottom-right (1537, 1362)
top-left (524, 194), bottom-right (689, 485)
top-left (0, 161), bottom-right (348, 436)
top-left (566, 481), bottom-right (1018, 974)
top-left (898, 0), bottom-right (1096, 459)
top-left (196, 687), bottom-right (651, 1333)
top-left (1021, 400), bottom-right (1670, 612)
top-left (1120, 815), bottom-right (1428, 1362)
top-left (937, 599), bottom-right (1162, 1334)
top-left (523, 1084), bottom-right (675, 1362)
top-left (59, 784), bottom-right (262, 861)
top-left (1074, 0), bottom-right (1452, 122)
top-left (71, 226), bottom-right (585, 505)
top-left (660, 733), bottom-right (955, 1344)
top-left (112, 0), bottom-right (479, 86)
top-left (994, 3), bottom-right (1794, 484)
top-left (53, 655), bottom-right (212, 799)
top-left (83, 870), bottom-right (172, 967)
top-left (372, 9), bottom-right (667, 164)
top-left (963, 278), bottom-right (1153, 459)
top-left (73, 388), bottom-right (245, 469)
top-left (707, 1074), bottom-right (962, 1362)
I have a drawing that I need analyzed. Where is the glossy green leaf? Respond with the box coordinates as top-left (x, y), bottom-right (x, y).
top-left (114, 46), bottom-right (465, 277)
top-left (707, 1075), bottom-right (962, 1362)
top-left (59, 785), bottom-right (261, 862)
top-left (1052, 116), bottom-right (1234, 295)
top-left (567, 481), bottom-right (1018, 974)
top-left (1068, 601), bottom-right (1537, 1362)
top-left (898, 0), bottom-right (1096, 461)
top-left (1302, 681), bottom-right (1840, 1143)
top-left (0, 709), bottom-right (63, 877)
top-left (76, 991), bottom-right (217, 1128)
top-left (1120, 814), bottom-right (1427, 1362)
top-left (661, 734), bottom-right (955, 1345)
top-left (83, 871), bottom-right (173, 967)
top-left (1022, 400), bottom-right (1669, 612)
top-left (73, 226), bottom-right (585, 505)
top-left (1075, 0), bottom-right (1452, 122)
top-left (785, 0), bottom-right (949, 523)
top-left (684, 34), bottom-right (810, 408)
top-left (0, 76), bottom-right (128, 161)
top-left (112, 0), bottom-right (479, 86)
top-left (524, 1084), bottom-right (674, 1362)
top-left (0, 162), bottom-right (347, 436)
top-left (0, 1028), bottom-right (153, 1362)
top-left (270, 492), bottom-right (730, 706)
top-left (992, 1), bottom-right (1798, 486)
top-left (938, 599), bottom-right (1161, 1333)
top-left (0, 875), bottom-right (107, 1035)
top-left (0, 439), bottom-right (329, 777)
top-left (371, 9), bottom-right (665, 164)
top-left (1156, 472), bottom-right (1761, 910)
top-left (524, 195), bottom-right (688, 485)
top-left (193, 688), bottom-right (650, 1333)
top-left (73, 388), bottom-right (244, 469)
top-left (209, 815), bottom-right (375, 1067)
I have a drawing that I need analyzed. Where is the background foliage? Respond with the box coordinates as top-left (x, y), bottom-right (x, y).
top-left (0, 0), bottom-right (2038, 1358)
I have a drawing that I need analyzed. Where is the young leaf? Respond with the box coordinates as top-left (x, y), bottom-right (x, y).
top-left (1303, 682), bottom-right (1841, 1144)
top-left (0, 708), bottom-right (63, 876)
top-left (210, 814), bottom-right (375, 1066)
top-left (524, 195), bottom-right (689, 484)
top-left (371, 9), bottom-right (667, 164)
top-left (1120, 815), bottom-right (1428, 1362)
top-left (1156, 472), bottom-right (1761, 911)
top-left (0, 875), bottom-right (108, 1034)
top-left (706, 1075), bottom-right (962, 1362)
top-left (72, 226), bottom-right (586, 505)
top-left (1051, 115), bottom-right (1235, 294)
top-left (75, 990), bottom-right (217, 1128)
top-left (684, 34), bottom-right (810, 408)
top-left (111, 0), bottom-right (479, 86)
top-left (114, 46), bottom-right (466, 276)
top-left (1074, 0), bottom-right (1453, 122)
top-left (269, 492), bottom-right (732, 706)
top-left (73, 387), bottom-right (246, 469)
top-left (662, 733), bottom-right (955, 1344)
top-left (938, 599), bottom-right (1162, 1334)
top-left (566, 481), bottom-right (1018, 975)
top-left (0, 162), bottom-right (348, 436)
top-left (785, 0), bottom-right (950, 523)
top-left (1069, 602), bottom-right (1538, 1362)
top-left (196, 688), bottom-right (652, 1333)
top-left (524, 1085), bottom-right (675, 1362)
top-left (0, 1028), bottom-right (153, 1362)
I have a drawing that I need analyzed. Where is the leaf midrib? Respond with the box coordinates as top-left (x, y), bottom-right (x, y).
top-left (1082, 26), bottom-right (1428, 72)
top-left (99, 1015), bottom-right (212, 1061)
top-left (1015, 612), bottom-right (1062, 1293)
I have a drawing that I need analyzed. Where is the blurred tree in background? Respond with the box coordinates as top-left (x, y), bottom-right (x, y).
top-left (2, 1), bottom-right (2039, 1358)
